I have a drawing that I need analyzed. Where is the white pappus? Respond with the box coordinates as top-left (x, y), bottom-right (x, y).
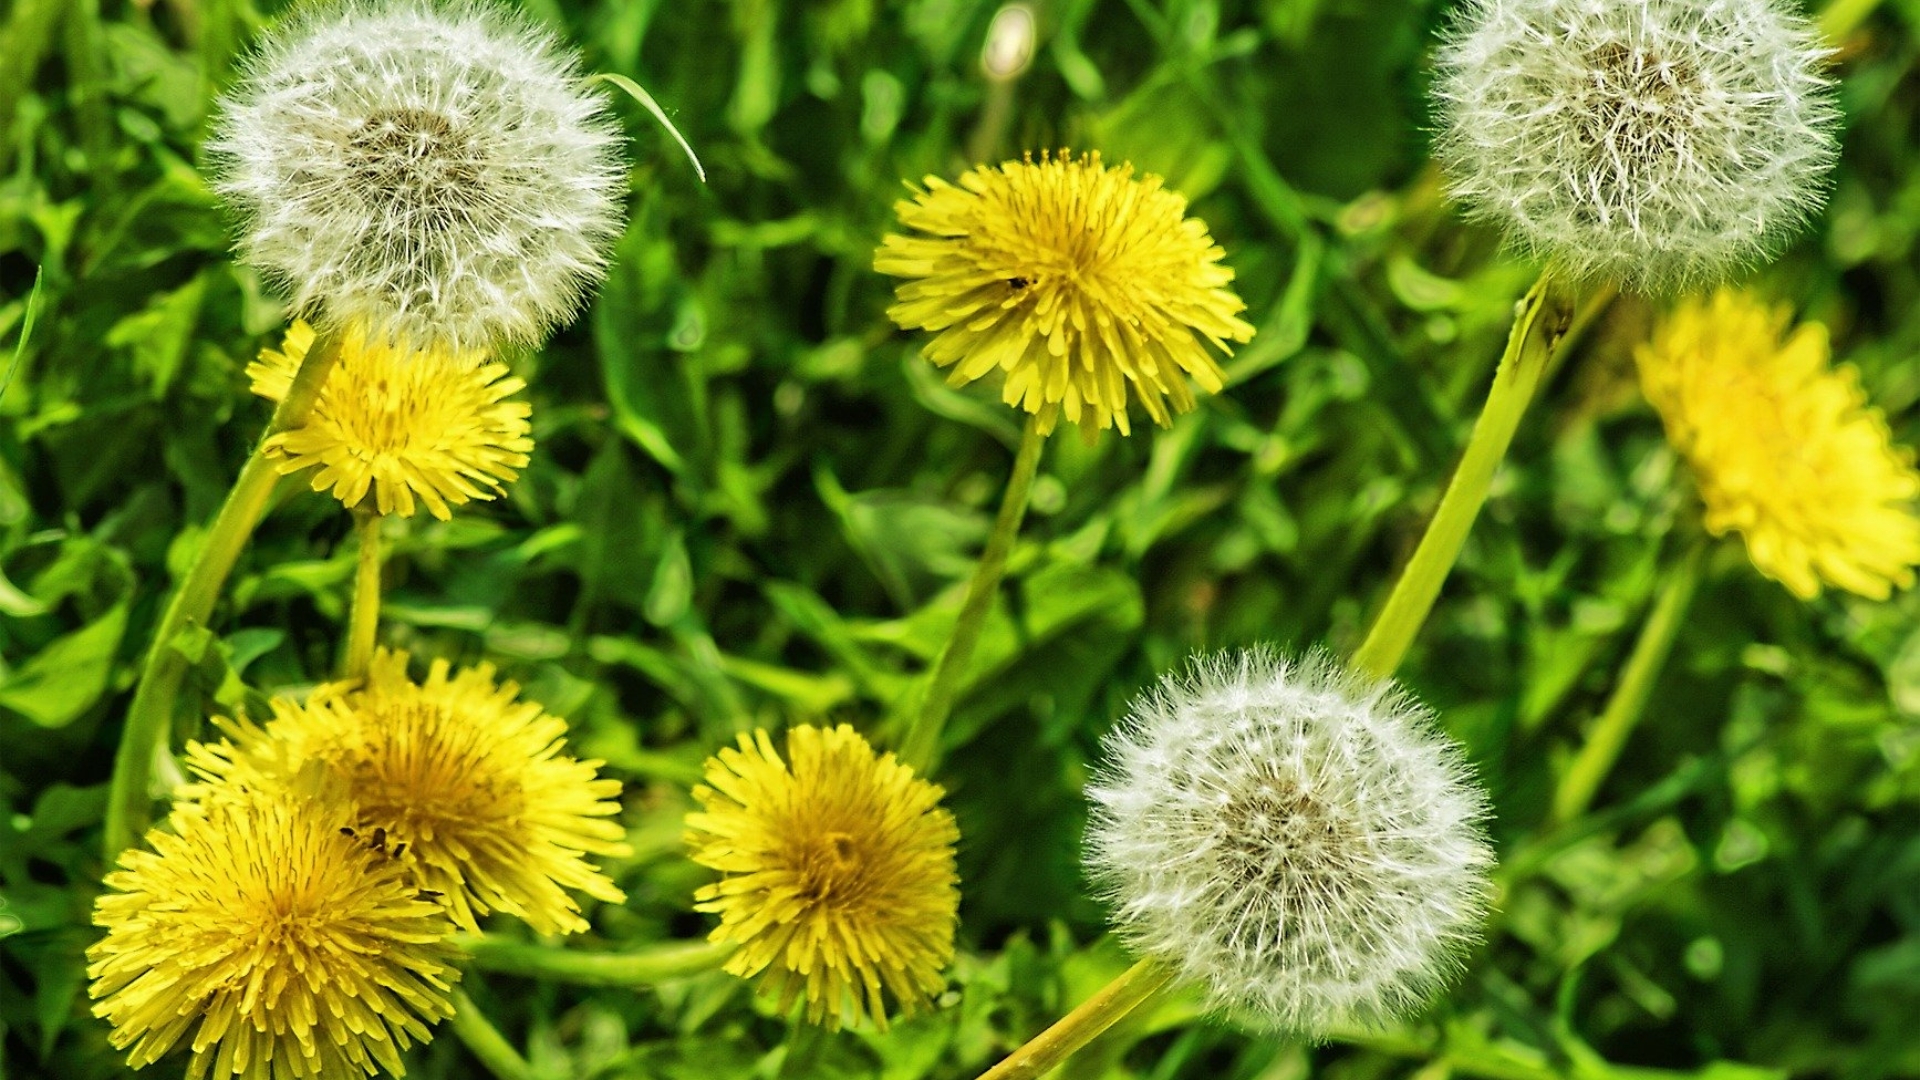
top-left (1432, 0), bottom-right (1839, 293)
top-left (208, 0), bottom-right (628, 353)
top-left (1084, 649), bottom-right (1495, 1035)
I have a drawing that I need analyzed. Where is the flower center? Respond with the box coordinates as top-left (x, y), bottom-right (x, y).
top-left (1217, 775), bottom-right (1366, 903)
top-left (1568, 42), bottom-right (1707, 189)
top-left (345, 702), bottom-right (523, 846)
top-left (794, 829), bottom-right (870, 904)
top-left (346, 107), bottom-right (484, 224)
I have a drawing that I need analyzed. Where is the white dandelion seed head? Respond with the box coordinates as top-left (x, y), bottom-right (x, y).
top-left (208, 0), bottom-right (628, 352)
top-left (1432, 0), bottom-right (1839, 293)
top-left (1084, 649), bottom-right (1495, 1035)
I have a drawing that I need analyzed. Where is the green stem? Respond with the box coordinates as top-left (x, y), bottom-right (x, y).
top-left (1349, 273), bottom-right (1570, 680)
top-left (452, 934), bottom-right (735, 988)
top-left (898, 412), bottom-right (1047, 773)
top-left (1549, 538), bottom-right (1707, 827)
top-left (449, 987), bottom-right (537, 1080)
top-left (344, 507), bottom-right (382, 679)
top-left (974, 958), bottom-right (1176, 1080)
top-left (103, 327), bottom-right (344, 858)
top-left (1819, 0), bottom-right (1881, 41)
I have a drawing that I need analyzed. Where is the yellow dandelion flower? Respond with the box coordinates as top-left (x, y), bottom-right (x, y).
top-left (684, 724), bottom-right (960, 1030)
top-left (1637, 288), bottom-right (1920, 599)
top-left (248, 320), bottom-right (534, 520)
top-left (874, 150), bottom-right (1256, 437)
top-left (89, 782), bottom-right (457, 1080)
top-left (185, 649), bottom-right (630, 936)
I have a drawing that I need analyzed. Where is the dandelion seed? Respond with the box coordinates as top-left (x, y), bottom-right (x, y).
top-left (684, 724), bottom-right (960, 1030)
top-left (209, 0), bottom-right (626, 351)
top-left (1637, 288), bottom-right (1920, 599)
top-left (1433, 0), bottom-right (1839, 292)
top-left (248, 320), bottom-right (533, 520)
top-left (186, 649), bottom-right (630, 936)
top-left (1085, 649), bottom-right (1494, 1034)
top-left (875, 151), bottom-right (1256, 437)
top-left (89, 781), bottom-right (457, 1080)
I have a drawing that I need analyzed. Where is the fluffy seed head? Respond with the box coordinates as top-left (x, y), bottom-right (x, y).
top-left (184, 649), bottom-right (631, 936)
top-left (209, 0), bottom-right (627, 351)
top-left (1433, 0), bottom-right (1839, 292)
top-left (1085, 649), bottom-right (1494, 1034)
top-left (684, 724), bottom-right (960, 1030)
top-left (874, 151), bottom-right (1256, 438)
top-left (89, 781), bottom-right (458, 1080)
top-left (1637, 288), bottom-right (1920, 599)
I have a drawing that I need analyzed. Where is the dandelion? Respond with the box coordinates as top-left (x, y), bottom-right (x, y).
top-left (684, 724), bottom-right (960, 1030)
top-left (1085, 649), bottom-right (1494, 1034)
top-left (874, 151), bottom-right (1256, 437)
top-left (89, 781), bottom-right (457, 1080)
top-left (248, 320), bottom-right (534, 519)
top-left (209, 0), bottom-right (626, 352)
top-left (1433, 0), bottom-right (1838, 292)
top-left (185, 649), bottom-right (630, 936)
top-left (1636, 289), bottom-right (1920, 599)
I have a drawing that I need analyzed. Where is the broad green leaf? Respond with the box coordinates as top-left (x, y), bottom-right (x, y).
top-left (0, 602), bottom-right (126, 727)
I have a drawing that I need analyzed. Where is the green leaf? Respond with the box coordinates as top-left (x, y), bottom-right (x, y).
top-left (103, 270), bottom-right (207, 397)
top-left (587, 71), bottom-right (705, 181)
top-left (0, 602), bottom-right (127, 727)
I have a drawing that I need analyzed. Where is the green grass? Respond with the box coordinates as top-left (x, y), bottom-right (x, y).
top-left (4, 0), bottom-right (1920, 1078)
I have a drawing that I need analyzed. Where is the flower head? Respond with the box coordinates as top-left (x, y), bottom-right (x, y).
top-left (1085, 650), bottom-right (1494, 1034)
top-left (1433, 0), bottom-right (1838, 292)
top-left (186, 649), bottom-right (630, 936)
top-left (249, 321), bottom-right (534, 519)
top-left (1637, 289), bottom-right (1920, 599)
top-left (684, 724), bottom-right (960, 1030)
top-left (209, 0), bottom-right (626, 351)
top-left (874, 151), bottom-right (1256, 437)
top-left (89, 781), bottom-right (457, 1080)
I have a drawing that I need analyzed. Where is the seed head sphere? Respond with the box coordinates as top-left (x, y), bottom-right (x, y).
top-left (1085, 651), bottom-right (1494, 1034)
top-left (1433, 0), bottom-right (1838, 292)
top-left (209, 0), bottom-right (627, 352)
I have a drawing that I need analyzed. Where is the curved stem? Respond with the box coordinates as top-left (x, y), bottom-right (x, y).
top-left (1349, 273), bottom-right (1570, 680)
top-left (449, 987), bottom-right (537, 1080)
top-left (451, 934), bottom-right (735, 988)
top-left (899, 412), bottom-right (1047, 773)
top-left (103, 327), bottom-right (343, 858)
top-left (1549, 538), bottom-right (1707, 827)
top-left (975, 958), bottom-right (1176, 1080)
top-left (343, 507), bottom-right (383, 679)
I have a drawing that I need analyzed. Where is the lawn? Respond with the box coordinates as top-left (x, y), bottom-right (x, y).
top-left (2, 0), bottom-right (1919, 1078)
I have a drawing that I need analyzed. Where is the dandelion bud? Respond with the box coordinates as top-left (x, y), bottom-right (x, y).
top-left (1085, 650), bottom-right (1494, 1034)
top-left (209, 0), bottom-right (627, 352)
top-left (1433, 0), bottom-right (1839, 292)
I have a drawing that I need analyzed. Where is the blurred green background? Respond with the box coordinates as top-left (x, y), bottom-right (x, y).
top-left (3, 0), bottom-right (1920, 1077)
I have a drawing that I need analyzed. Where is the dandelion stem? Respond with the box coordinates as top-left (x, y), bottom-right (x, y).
top-left (449, 987), bottom-right (538, 1080)
top-left (1349, 273), bottom-right (1571, 680)
top-left (344, 507), bottom-right (382, 680)
top-left (1550, 537), bottom-right (1707, 827)
top-left (974, 958), bottom-right (1175, 1080)
top-left (452, 934), bottom-right (735, 987)
top-left (1819, 0), bottom-right (1882, 42)
top-left (900, 412), bottom-right (1047, 773)
top-left (104, 327), bottom-right (344, 859)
